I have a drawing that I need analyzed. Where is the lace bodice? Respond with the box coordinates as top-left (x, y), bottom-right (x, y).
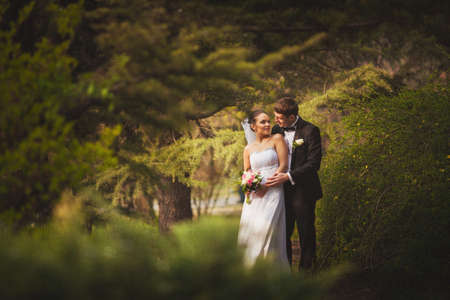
top-left (250, 147), bottom-right (279, 172)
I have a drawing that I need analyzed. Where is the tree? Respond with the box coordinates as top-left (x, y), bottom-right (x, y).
top-left (82, 0), bottom-right (449, 230)
top-left (169, 0), bottom-right (449, 95)
top-left (7, 0), bottom-right (443, 230)
top-left (0, 1), bottom-right (118, 228)
top-left (81, 0), bottom-right (324, 230)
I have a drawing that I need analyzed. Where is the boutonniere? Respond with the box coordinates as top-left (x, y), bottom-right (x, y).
top-left (293, 138), bottom-right (304, 149)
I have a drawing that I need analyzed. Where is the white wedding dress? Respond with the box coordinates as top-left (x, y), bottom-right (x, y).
top-left (238, 147), bottom-right (290, 269)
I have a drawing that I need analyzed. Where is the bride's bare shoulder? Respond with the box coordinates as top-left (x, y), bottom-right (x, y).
top-left (244, 144), bottom-right (253, 153)
top-left (244, 142), bottom-right (260, 155)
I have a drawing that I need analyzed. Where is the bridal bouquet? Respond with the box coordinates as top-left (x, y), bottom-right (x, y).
top-left (240, 170), bottom-right (263, 204)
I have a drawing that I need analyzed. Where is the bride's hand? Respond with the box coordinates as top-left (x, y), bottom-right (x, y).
top-left (255, 184), bottom-right (268, 198)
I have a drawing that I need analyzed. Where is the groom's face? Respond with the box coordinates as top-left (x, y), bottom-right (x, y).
top-left (274, 112), bottom-right (296, 128)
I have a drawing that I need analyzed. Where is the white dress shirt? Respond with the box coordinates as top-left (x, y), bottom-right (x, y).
top-left (283, 117), bottom-right (299, 185)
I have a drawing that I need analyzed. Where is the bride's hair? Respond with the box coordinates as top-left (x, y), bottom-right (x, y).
top-left (248, 110), bottom-right (267, 131)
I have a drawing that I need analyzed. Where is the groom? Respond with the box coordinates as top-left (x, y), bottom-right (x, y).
top-left (266, 97), bottom-right (323, 270)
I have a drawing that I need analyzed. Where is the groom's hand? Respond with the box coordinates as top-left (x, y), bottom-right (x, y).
top-left (265, 172), bottom-right (289, 187)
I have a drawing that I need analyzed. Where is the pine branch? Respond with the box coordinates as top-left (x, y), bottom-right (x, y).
top-left (185, 104), bottom-right (234, 120)
top-left (63, 97), bottom-right (107, 122)
top-left (195, 120), bottom-right (214, 138)
top-left (241, 21), bottom-right (381, 34)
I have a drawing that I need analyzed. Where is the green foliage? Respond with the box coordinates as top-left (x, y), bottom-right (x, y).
top-left (94, 157), bottom-right (157, 221)
top-left (299, 64), bottom-right (397, 159)
top-left (174, 0), bottom-right (449, 95)
top-left (0, 213), bottom-right (342, 299)
top-left (0, 1), bottom-right (119, 227)
top-left (47, 1), bottom-right (84, 40)
top-left (299, 64), bottom-right (394, 122)
top-left (151, 128), bottom-right (245, 187)
top-left (85, 0), bottom-right (327, 216)
top-left (95, 125), bottom-right (246, 216)
top-left (88, 0), bottom-right (313, 131)
top-left (83, 0), bottom-right (448, 221)
top-left (317, 80), bottom-right (450, 287)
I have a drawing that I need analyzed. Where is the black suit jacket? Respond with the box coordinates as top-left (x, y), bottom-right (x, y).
top-left (272, 117), bottom-right (323, 202)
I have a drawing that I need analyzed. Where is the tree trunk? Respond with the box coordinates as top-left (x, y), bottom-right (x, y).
top-left (157, 176), bottom-right (192, 232)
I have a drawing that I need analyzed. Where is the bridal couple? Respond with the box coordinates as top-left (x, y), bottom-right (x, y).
top-left (238, 97), bottom-right (323, 272)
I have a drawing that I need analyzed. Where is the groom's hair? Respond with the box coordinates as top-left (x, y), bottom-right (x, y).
top-left (274, 97), bottom-right (298, 117)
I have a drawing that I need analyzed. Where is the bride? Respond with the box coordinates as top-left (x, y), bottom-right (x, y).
top-left (238, 110), bottom-right (290, 269)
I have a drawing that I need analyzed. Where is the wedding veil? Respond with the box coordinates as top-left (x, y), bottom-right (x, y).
top-left (241, 118), bottom-right (256, 145)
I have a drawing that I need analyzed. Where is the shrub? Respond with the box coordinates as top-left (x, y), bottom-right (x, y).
top-left (317, 81), bottom-right (449, 286)
top-left (0, 215), bottom-right (341, 299)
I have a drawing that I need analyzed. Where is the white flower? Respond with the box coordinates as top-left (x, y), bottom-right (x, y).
top-left (293, 138), bottom-right (304, 148)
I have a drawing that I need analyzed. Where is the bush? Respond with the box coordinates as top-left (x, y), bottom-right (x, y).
top-left (317, 81), bottom-right (449, 288)
top-left (0, 214), bottom-right (342, 300)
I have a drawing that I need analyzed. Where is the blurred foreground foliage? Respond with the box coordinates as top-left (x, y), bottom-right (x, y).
top-left (0, 200), bottom-right (343, 299)
top-left (0, 1), bottom-right (119, 227)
